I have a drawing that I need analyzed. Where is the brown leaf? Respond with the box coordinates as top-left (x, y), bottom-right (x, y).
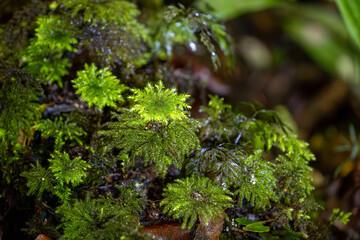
top-left (140, 222), bottom-right (191, 240)
top-left (195, 215), bottom-right (224, 240)
top-left (35, 234), bottom-right (52, 240)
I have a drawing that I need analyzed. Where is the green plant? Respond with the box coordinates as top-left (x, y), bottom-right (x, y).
top-left (100, 81), bottom-right (200, 177)
top-left (328, 208), bottom-right (352, 226)
top-left (235, 218), bottom-right (270, 233)
top-left (22, 151), bottom-right (90, 202)
top-left (233, 149), bottom-right (279, 209)
top-left (21, 161), bottom-right (53, 200)
top-left (56, 193), bottom-right (150, 240)
top-left (199, 95), bottom-right (237, 143)
top-left (185, 97), bottom-right (319, 236)
top-left (33, 15), bottom-right (77, 52)
top-left (23, 116), bottom-right (88, 202)
top-left (334, 124), bottom-right (360, 177)
top-left (21, 15), bottom-right (77, 87)
top-left (130, 81), bottom-right (190, 124)
top-left (0, 0), bottom-right (353, 239)
top-left (59, 0), bottom-right (149, 65)
top-left (72, 63), bottom-right (128, 110)
top-left (161, 175), bottom-right (233, 229)
top-left (0, 78), bottom-right (40, 150)
top-left (60, 0), bottom-right (148, 38)
top-left (34, 117), bottom-right (86, 150)
top-left (185, 145), bottom-right (245, 185)
top-left (49, 151), bottom-right (90, 187)
top-left (0, 62), bottom-right (41, 184)
top-left (335, 0), bottom-right (360, 50)
top-left (151, 4), bottom-right (234, 69)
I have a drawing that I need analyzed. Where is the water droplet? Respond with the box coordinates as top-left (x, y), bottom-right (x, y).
top-left (167, 31), bottom-right (175, 38)
top-left (189, 42), bottom-right (197, 52)
top-left (211, 51), bottom-right (216, 56)
top-left (250, 174), bottom-right (256, 185)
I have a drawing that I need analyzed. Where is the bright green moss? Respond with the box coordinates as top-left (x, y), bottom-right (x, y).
top-left (72, 63), bottom-right (128, 110)
top-left (21, 15), bottom-right (77, 87)
top-left (161, 175), bottom-right (233, 229)
top-left (130, 81), bottom-right (191, 124)
top-left (100, 108), bottom-right (199, 178)
top-left (34, 15), bottom-right (77, 52)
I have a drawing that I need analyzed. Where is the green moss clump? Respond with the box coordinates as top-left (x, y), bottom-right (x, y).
top-left (72, 63), bottom-right (128, 110)
top-left (100, 81), bottom-right (200, 177)
top-left (161, 175), bottom-right (233, 229)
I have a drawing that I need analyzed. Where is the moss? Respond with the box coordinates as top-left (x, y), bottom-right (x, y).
top-left (0, 0), bottom-right (351, 239)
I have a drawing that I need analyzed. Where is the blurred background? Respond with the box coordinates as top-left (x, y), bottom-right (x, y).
top-left (1, 0), bottom-right (360, 238)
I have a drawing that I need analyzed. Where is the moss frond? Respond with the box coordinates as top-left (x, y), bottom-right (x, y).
top-left (161, 175), bottom-right (233, 229)
top-left (130, 81), bottom-right (191, 124)
top-left (72, 63), bottom-right (128, 109)
top-left (234, 150), bottom-right (279, 209)
top-left (100, 109), bottom-right (199, 177)
top-left (21, 15), bottom-right (77, 86)
top-left (0, 76), bottom-right (40, 148)
top-left (199, 95), bottom-right (242, 144)
top-left (21, 161), bottom-right (54, 199)
top-left (60, 0), bottom-right (149, 40)
top-left (56, 194), bottom-right (150, 240)
top-left (197, 97), bottom-right (317, 215)
top-left (152, 5), bottom-right (234, 69)
top-left (186, 145), bottom-right (245, 186)
top-left (34, 117), bottom-right (86, 150)
top-left (49, 151), bottom-right (90, 187)
top-left (34, 15), bottom-right (77, 52)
